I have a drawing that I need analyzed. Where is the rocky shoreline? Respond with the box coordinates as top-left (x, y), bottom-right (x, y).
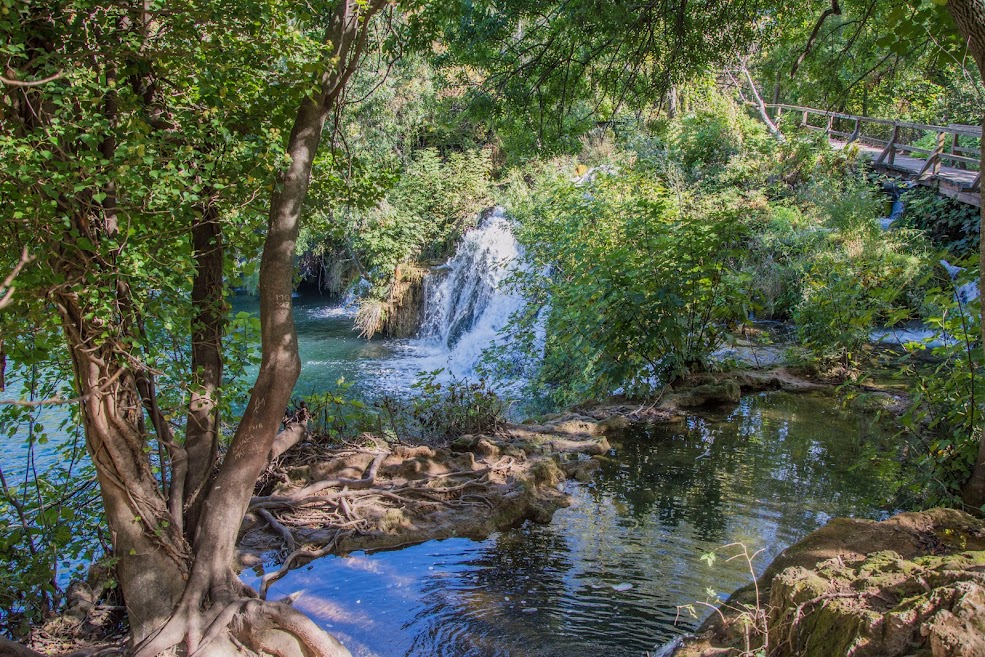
top-left (670, 508), bottom-right (985, 657)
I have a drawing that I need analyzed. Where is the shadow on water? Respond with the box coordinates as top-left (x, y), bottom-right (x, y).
top-left (251, 391), bottom-right (901, 657)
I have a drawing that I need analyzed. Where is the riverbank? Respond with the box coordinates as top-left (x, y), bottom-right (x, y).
top-left (237, 414), bottom-right (613, 591)
top-left (239, 365), bottom-right (911, 602)
top-left (671, 508), bottom-right (985, 657)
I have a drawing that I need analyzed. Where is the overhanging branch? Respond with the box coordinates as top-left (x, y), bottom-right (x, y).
top-left (791, 0), bottom-right (842, 78)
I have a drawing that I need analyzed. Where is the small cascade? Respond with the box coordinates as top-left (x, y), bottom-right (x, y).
top-left (383, 207), bottom-right (528, 386)
top-left (941, 259), bottom-right (980, 305)
top-left (419, 207), bottom-right (522, 350)
top-left (317, 278), bottom-right (369, 319)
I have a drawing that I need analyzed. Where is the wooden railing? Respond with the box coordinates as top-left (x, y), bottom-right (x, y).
top-left (764, 104), bottom-right (981, 192)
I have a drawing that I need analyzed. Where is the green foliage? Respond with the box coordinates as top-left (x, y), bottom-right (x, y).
top-left (0, 364), bottom-right (103, 638)
top-left (303, 378), bottom-right (384, 442)
top-left (792, 177), bottom-right (932, 366)
top-left (755, 1), bottom-right (981, 125)
top-left (901, 272), bottom-right (983, 507)
top-left (301, 147), bottom-right (493, 299)
top-left (896, 187), bottom-right (981, 257)
top-left (424, 0), bottom-right (777, 157)
top-left (670, 89), bottom-right (773, 179)
top-left (501, 158), bottom-right (749, 404)
top-left (405, 370), bottom-right (507, 442)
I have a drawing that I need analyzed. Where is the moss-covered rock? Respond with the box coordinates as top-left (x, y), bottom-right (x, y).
top-left (674, 509), bottom-right (985, 657)
top-left (675, 380), bottom-right (742, 408)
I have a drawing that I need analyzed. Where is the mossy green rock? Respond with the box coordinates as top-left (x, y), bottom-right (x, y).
top-left (768, 549), bottom-right (985, 657)
top-left (674, 509), bottom-right (985, 657)
top-left (676, 380), bottom-right (742, 408)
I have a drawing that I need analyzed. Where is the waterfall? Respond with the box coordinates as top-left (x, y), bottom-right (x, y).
top-left (383, 207), bottom-right (529, 386)
top-left (316, 278), bottom-right (369, 318)
top-left (420, 207), bottom-right (522, 349)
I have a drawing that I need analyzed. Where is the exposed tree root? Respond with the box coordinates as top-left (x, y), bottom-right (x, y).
top-left (238, 420), bottom-right (614, 585)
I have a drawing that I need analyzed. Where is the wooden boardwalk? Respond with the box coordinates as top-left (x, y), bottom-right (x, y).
top-left (766, 104), bottom-right (981, 207)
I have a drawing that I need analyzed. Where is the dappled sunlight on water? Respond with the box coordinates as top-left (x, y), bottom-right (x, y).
top-left (252, 391), bottom-right (900, 657)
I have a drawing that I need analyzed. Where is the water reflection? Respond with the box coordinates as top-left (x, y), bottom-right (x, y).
top-left (254, 391), bottom-right (899, 657)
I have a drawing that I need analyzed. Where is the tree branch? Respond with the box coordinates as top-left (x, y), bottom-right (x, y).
top-left (0, 247), bottom-right (34, 311)
top-left (0, 368), bottom-right (124, 407)
top-left (791, 0), bottom-right (842, 78)
top-left (0, 70), bottom-right (64, 88)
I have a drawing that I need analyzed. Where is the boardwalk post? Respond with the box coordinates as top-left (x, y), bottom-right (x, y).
top-left (826, 114), bottom-right (834, 137)
top-left (802, 109), bottom-right (808, 127)
top-left (951, 132), bottom-right (963, 169)
top-left (848, 117), bottom-right (861, 144)
top-left (918, 131), bottom-right (947, 178)
top-left (877, 124), bottom-right (899, 166)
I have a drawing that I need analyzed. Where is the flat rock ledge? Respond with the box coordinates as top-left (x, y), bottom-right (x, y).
top-left (673, 508), bottom-right (985, 657)
top-left (238, 416), bottom-right (611, 570)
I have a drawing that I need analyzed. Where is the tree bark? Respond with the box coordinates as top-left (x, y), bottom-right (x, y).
top-left (182, 200), bottom-right (225, 537)
top-left (945, 0), bottom-right (985, 509)
top-left (129, 2), bottom-right (386, 654)
top-left (54, 291), bottom-right (188, 644)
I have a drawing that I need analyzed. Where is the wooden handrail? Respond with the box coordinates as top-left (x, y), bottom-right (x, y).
top-left (765, 103), bottom-right (981, 187)
top-left (766, 104), bottom-right (983, 139)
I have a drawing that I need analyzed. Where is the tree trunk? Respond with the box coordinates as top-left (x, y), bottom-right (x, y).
top-left (128, 3), bottom-right (385, 655)
top-left (182, 200), bottom-right (225, 538)
top-left (946, 0), bottom-right (985, 509)
top-left (54, 292), bottom-right (189, 644)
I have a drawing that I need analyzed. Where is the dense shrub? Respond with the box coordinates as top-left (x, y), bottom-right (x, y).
top-left (500, 160), bottom-right (749, 405)
top-left (901, 276), bottom-right (983, 507)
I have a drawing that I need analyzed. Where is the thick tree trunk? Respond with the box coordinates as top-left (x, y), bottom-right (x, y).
top-left (182, 201), bottom-right (225, 537)
top-left (947, 0), bottom-right (985, 509)
top-left (55, 294), bottom-right (188, 644)
top-left (130, 3), bottom-right (385, 655)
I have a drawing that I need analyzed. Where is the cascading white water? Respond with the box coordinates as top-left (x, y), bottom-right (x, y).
top-left (420, 207), bottom-right (521, 348)
top-left (384, 207), bottom-right (529, 385)
top-left (316, 278), bottom-right (370, 319)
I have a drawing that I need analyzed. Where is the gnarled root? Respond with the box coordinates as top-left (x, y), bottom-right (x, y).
top-left (233, 599), bottom-right (350, 657)
top-left (132, 577), bottom-right (351, 657)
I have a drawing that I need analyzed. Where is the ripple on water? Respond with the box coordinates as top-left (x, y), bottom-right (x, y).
top-left (249, 391), bottom-right (900, 657)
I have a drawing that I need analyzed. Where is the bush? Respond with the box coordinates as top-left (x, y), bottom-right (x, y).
top-left (901, 273), bottom-right (983, 507)
top-left (792, 227), bottom-right (931, 367)
top-left (406, 370), bottom-right (507, 441)
top-left (500, 160), bottom-right (749, 405)
top-left (670, 90), bottom-right (773, 179)
top-left (303, 378), bottom-right (385, 442)
top-left (896, 187), bottom-right (981, 256)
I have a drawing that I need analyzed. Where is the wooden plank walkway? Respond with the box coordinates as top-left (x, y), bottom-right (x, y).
top-left (833, 138), bottom-right (981, 207)
top-left (766, 104), bottom-right (981, 207)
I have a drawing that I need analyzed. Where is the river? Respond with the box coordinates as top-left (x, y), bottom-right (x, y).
top-left (2, 213), bottom-right (901, 654)
top-left (245, 390), bottom-right (898, 657)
